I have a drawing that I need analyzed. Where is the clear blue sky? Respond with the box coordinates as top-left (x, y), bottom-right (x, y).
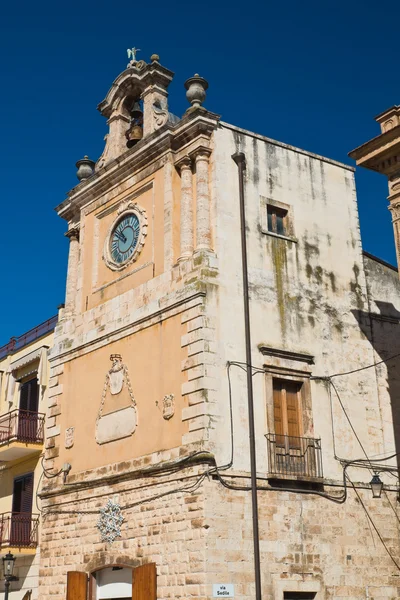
top-left (0, 0), bottom-right (398, 342)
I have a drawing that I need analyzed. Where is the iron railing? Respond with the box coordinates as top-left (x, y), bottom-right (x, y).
top-left (0, 409), bottom-right (45, 445)
top-left (0, 512), bottom-right (39, 548)
top-left (266, 433), bottom-right (323, 479)
top-left (0, 315), bottom-right (58, 360)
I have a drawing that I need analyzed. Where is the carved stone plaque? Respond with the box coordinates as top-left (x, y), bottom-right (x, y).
top-left (96, 354), bottom-right (137, 445)
top-left (65, 427), bottom-right (75, 449)
top-left (162, 394), bottom-right (175, 420)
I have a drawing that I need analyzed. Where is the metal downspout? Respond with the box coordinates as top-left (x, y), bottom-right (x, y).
top-left (232, 152), bottom-right (262, 600)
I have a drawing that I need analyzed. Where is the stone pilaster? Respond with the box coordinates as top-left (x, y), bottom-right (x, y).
top-left (389, 196), bottom-right (400, 271)
top-left (164, 158), bottom-right (174, 270)
top-left (64, 227), bottom-right (80, 316)
top-left (177, 157), bottom-right (194, 261)
top-left (193, 148), bottom-right (212, 251)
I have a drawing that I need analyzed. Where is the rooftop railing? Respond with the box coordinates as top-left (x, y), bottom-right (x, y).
top-left (0, 314), bottom-right (58, 360)
top-left (266, 433), bottom-right (323, 480)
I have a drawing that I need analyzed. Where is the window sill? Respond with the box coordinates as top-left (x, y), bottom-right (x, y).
top-left (261, 230), bottom-right (298, 243)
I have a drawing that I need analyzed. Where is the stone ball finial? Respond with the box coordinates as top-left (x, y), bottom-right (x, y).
top-left (76, 155), bottom-right (95, 181)
top-left (150, 54), bottom-right (160, 62)
top-left (184, 74), bottom-right (208, 109)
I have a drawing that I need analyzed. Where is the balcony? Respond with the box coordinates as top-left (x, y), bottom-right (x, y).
top-left (0, 410), bottom-right (45, 461)
top-left (0, 512), bottom-right (39, 554)
top-left (266, 433), bottom-right (323, 481)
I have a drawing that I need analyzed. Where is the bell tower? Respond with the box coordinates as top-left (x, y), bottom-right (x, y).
top-left (349, 105), bottom-right (400, 273)
top-left (96, 52), bottom-right (174, 168)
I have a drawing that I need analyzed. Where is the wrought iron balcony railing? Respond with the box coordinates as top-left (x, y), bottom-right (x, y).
top-left (0, 409), bottom-right (45, 445)
top-left (0, 512), bottom-right (39, 549)
top-left (266, 433), bottom-right (323, 480)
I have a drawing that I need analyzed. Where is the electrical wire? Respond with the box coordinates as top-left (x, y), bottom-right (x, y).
top-left (42, 471), bottom-right (208, 517)
top-left (346, 474), bottom-right (400, 572)
top-left (326, 351), bottom-right (400, 379)
top-left (329, 379), bottom-right (373, 469)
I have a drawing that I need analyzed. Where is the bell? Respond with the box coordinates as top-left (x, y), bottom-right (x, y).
top-left (126, 125), bottom-right (143, 148)
top-left (125, 100), bottom-right (143, 148)
top-left (130, 100), bottom-right (143, 119)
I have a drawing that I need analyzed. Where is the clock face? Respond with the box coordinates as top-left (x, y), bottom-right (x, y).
top-left (110, 213), bottom-right (140, 264)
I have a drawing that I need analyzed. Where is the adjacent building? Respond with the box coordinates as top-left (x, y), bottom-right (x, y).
top-left (25, 53), bottom-right (400, 600)
top-left (0, 316), bottom-right (57, 600)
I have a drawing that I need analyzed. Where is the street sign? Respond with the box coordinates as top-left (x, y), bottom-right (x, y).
top-left (213, 584), bottom-right (235, 598)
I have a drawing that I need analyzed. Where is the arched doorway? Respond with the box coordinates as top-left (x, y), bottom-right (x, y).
top-left (95, 566), bottom-right (132, 600)
top-left (66, 563), bottom-right (157, 600)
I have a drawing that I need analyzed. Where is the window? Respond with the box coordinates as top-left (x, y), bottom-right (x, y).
top-left (10, 472), bottom-right (34, 546)
top-left (273, 378), bottom-right (302, 444)
top-left (260, 197), bottom-right (295, 240)
top-left (19, 377), bottom-right (39, 413)
top-left (284, 594), bottom-right (316, 600)
top-left (267, 205), bottom-right (288, 236)
top-left (267, 377), bottom-right (323, 479)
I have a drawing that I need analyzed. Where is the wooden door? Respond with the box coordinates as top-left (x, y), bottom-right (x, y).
top-left (132, 564), bottom-right (157, 600)
top-left (18, 378), bottom-right (39, 441)
top-left (67, 572), bottom-right (88, 600)
top-left (11, 472), bottom-right (33, 545)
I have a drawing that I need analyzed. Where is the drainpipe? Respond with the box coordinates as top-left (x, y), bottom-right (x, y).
top-left (232, 152), bottom-right (262, 600)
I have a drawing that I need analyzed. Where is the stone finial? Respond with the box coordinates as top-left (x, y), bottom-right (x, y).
top-left (150, 54), bottom-right (160, 62)
top-left (184, 74), bottom-right (208, 109)
top-left (76, 155), bottom-right (95, 181)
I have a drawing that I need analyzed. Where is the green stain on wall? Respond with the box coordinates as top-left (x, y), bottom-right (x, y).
top-left (271, 237), bottom-right (288, 336)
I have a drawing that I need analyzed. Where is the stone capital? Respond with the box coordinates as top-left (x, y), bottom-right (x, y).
top-left (190, 146), bottom-right (212, 162)
top-left (65, 227), bottom-right (80, 242)
top-left (175, 156), bottom-right (192, 173)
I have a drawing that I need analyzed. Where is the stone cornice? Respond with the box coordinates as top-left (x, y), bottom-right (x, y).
top-left (56, 110), bottom-right (220, 222)
top-left (349, 124), bottom-right (400, 168)
top-left (49, 288), bottom-right (206, 364)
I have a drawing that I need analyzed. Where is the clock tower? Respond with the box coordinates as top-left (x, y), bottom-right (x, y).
top-left (40, 52), bottom-right (221, 600)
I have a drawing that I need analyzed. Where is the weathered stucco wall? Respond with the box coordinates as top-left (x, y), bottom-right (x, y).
top-left (363, 253), bottom-right (400, 466)
top-left (210, 124), bottom-right (395, 479)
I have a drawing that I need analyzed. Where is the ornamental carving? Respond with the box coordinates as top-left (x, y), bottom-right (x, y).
top-left (96, 354), bottom-right (137, 445)
top-left (96, 498), bottom-right (124, 544)
top-left (65, 427), bottom-right (75, 449)
top-left (162, 394), bottom-right (175, 420)
top-left (153, 103), bottom-right (169, 129)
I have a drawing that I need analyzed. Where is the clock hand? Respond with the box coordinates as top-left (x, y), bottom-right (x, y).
top-left (115, 230), bottom-right (127, 243)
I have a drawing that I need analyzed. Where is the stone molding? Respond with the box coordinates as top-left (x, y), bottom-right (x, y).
top-left (56, 111), bottom-right (219, 223)
top-left (49, 288), bottom-right (206, 365)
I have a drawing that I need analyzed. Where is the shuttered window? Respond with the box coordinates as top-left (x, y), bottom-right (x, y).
top-left (19, 378), bottom-right (39, 413)
top-left (273, 379), bottom-right (302, 444)
top-left (12, 473), bottom-right (34, 514)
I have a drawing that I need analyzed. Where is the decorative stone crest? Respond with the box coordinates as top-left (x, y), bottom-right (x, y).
top-left (65, 427), bottom-right (75, 449)
top-left (96, 498), bottom-right (124, 544)
top-left (96, 354), bottom-right (137, 445)
top-left (162, 394), bottom-right (175, 420)
top-left (153, 102), bottom-right (169, 129)
top-left (103, 200), bottom-right (148, 272)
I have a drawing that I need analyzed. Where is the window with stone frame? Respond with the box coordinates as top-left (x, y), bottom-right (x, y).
top-left (260, 347), bottom-right (322, 480)
top-left (260, 197), bottom-right (295, 239)
top-left (267, 204), bottom-right (288, 236)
